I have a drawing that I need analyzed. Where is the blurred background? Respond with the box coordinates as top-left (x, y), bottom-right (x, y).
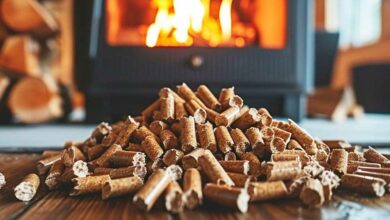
top-left (0, 0), bottom-right (389, 149)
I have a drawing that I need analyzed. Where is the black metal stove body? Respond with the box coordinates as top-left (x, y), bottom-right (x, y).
top-left (76, 0), bottom-right (314, 123)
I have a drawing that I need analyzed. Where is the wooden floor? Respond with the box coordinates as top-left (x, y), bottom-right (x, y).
top-left (1, 153), bottom-right (390, 220)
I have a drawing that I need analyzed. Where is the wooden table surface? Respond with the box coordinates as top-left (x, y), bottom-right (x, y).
top-left (1, 153), bottom-right (390, 220)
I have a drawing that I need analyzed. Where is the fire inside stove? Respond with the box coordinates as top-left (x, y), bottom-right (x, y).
top-left (107, 0), bottom-right (287, 48)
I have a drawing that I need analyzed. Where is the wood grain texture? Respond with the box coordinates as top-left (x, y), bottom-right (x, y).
top-left (0, 154), bottom-right (48, 219)
top-left (0, 153), bottom-right (390, 220)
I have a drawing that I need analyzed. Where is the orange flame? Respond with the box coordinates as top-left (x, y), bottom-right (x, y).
top-left (146, 0), bottom-right (233, 47)
top-left (219, 0), bottom-right (232, 40)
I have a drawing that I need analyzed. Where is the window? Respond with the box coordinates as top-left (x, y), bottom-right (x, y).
top-left (325, 0), bottom-right (382, 48)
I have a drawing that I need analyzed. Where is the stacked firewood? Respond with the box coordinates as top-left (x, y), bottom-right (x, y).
top-left (3, 84), bottom-right (390, 213)
top-left (0, 0), bottom-right (71, 123)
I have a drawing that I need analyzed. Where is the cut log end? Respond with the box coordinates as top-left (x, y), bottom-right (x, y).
top-left (8, 76), bottom-right (62, 123)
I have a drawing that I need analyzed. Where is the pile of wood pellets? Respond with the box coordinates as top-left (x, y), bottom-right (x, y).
top-left (3, 83), bottom-right (390, 213)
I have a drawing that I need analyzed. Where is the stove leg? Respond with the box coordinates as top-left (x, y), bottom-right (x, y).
top-left (283, 94), bottom-right (305, 122)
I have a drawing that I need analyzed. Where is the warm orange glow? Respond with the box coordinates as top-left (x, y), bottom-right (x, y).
top-left (146, 24), bottom-right (160, 47)
top-left (107, 0), bottom-right (287, 48)
top-left (146, 0), bottom-right (235, 47)
top-left (219, 0), bottom-right (232, 40)
top-left (254, 0), bottom-right (287, 49)
top-left (106, 0), bottom-right (121, 45)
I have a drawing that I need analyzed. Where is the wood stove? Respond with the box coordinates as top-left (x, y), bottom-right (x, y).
top-left (75, 0), bottom-right (314, 123)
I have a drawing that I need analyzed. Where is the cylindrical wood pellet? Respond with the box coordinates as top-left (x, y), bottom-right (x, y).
top-left (193, 108), bottom-right (207, 125)
top-left (279, 150), bottom-right (310, 166)
top-left (227, 172), bottom-right (254, 187)
top-left (176, 83), bottom-right (204, 106)
top-left (219, 87), bottom-right (244, 110)
top-left (133, 165), bottom-right (182, 211)
top-left (159, 87), bottom-right (186, 104)
top-left (273, 127), bottom-right (292, 143)
top-left (36, 153), bottom-right (62, 175)
top-left (219, 160), bottom-right (250, 175)
top-left (180, 117), bottom-right (197, 153)
top-left (316, 149), bottom-right (329, 164)
top-left (348, 152), bottom-right (365, 162)
top-left (86, 144), bottom-right (106, 161)
top-left (330, 149), bottom-right (348, 175)
top-left (134, 126), bottom-right (159, 143)
top-left (299, 178), bottom-right (324, 207)
top-left (160, 93), bottom-right (175, 122)
top-left (356, 167), bottom-right (390, 174)
top-left (215, 106), bottom-right (240, 126)
top-left (182, 148), bottom-right (205, 170)
top-left (196, 84), bottom-right (221, 111)
top-left (93, 167), bottom-right (113, 176)
top-left (109, 166), bottom-right (147, 179)
top-left (115, 116), bottom-right (140, 147)
top-left (347, 161), bottom-right (381, 173)
top-left (231, 108), bottom-right (260, 130)
top-left (90, 122), bottom-right (112, 142)
top-left (271, 154), bottom-right (299, 162)
top-left (146, 159), bottom-right (166, 173)
top-left (204, 107), bottom-right (219, 124)
top-left (183, 168), bottom-right (203, 209)
top-left (126, 143), bottom-right (144, 152)
top-left (240, 152), bottom-right (261, 177)
top-left (218, 87), bottom-right (235, 106)
top-left (260, 127), bottom-right (274, 146)
top-left (162, 149), bottom-right (184, 166)
top-left (363, 146), bottom-right (389, 163)
top-left (287, 139), bottom-right (304, 151)
top-left (70, 175), bottom-right (111, 196)
top-left (102, 132), bottom-right (118, 147)
top-left (14, 173), bottom-right (40, 202)
top-left (175, 102), bottom-right (188, 120)
top-left (170, 122), bottom-right (181, 136)
top-left (45, 159), bottom-right (65, 190)
top-left (141, 136), bottom-right (164, 161)
top-left (203, 183), bottom-right (249, 213)
top-left (196, 122), bottom-right (217, 153)
top-left (341, 174), bottom-right (386, 197)
top-left (230, 128), bottom-right (250, 156)
top-left (109, 150), bottom-right (146, 167)
top-left (149, 120), bottom-right (168, 135)
top-left (60, 166), bottom-right (82, 185)
top-left (160, 129), bottom-right (178, 150)
top-left (224, 151), bottom-right (237, 161)
top-left (102, 176), bottom-right (143, 200)
top-left (354, 170), bottom-right (390, 183)
top-left (245, 127), bottom-right (265, 158)
top-left (89, 144), bottom-right (122, 168)
top-left (248, 181), bottom-right (288, 201)
top-left (270, 137), bottom-right (287, 153)
top-left (0, 173), bottom-right (5, 189)
top-left (258, 108), bottom-right (273, 127)
top-left (215, 126), bottom-right (234, 153)
top-left (142, 100), bottom-right (160, 121)
top-left (287, 119), bottom-right (317, 155)
top-left (153, 111), bottom-right (162, 121)
top-left (198, 150), bottom-right (234, 186)
top-left (265, 161), bottom-right (302, 181)
top-left (164, 181), bottom-right (184, 213)
top-left (62, 146), bottom-right (86, 167)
